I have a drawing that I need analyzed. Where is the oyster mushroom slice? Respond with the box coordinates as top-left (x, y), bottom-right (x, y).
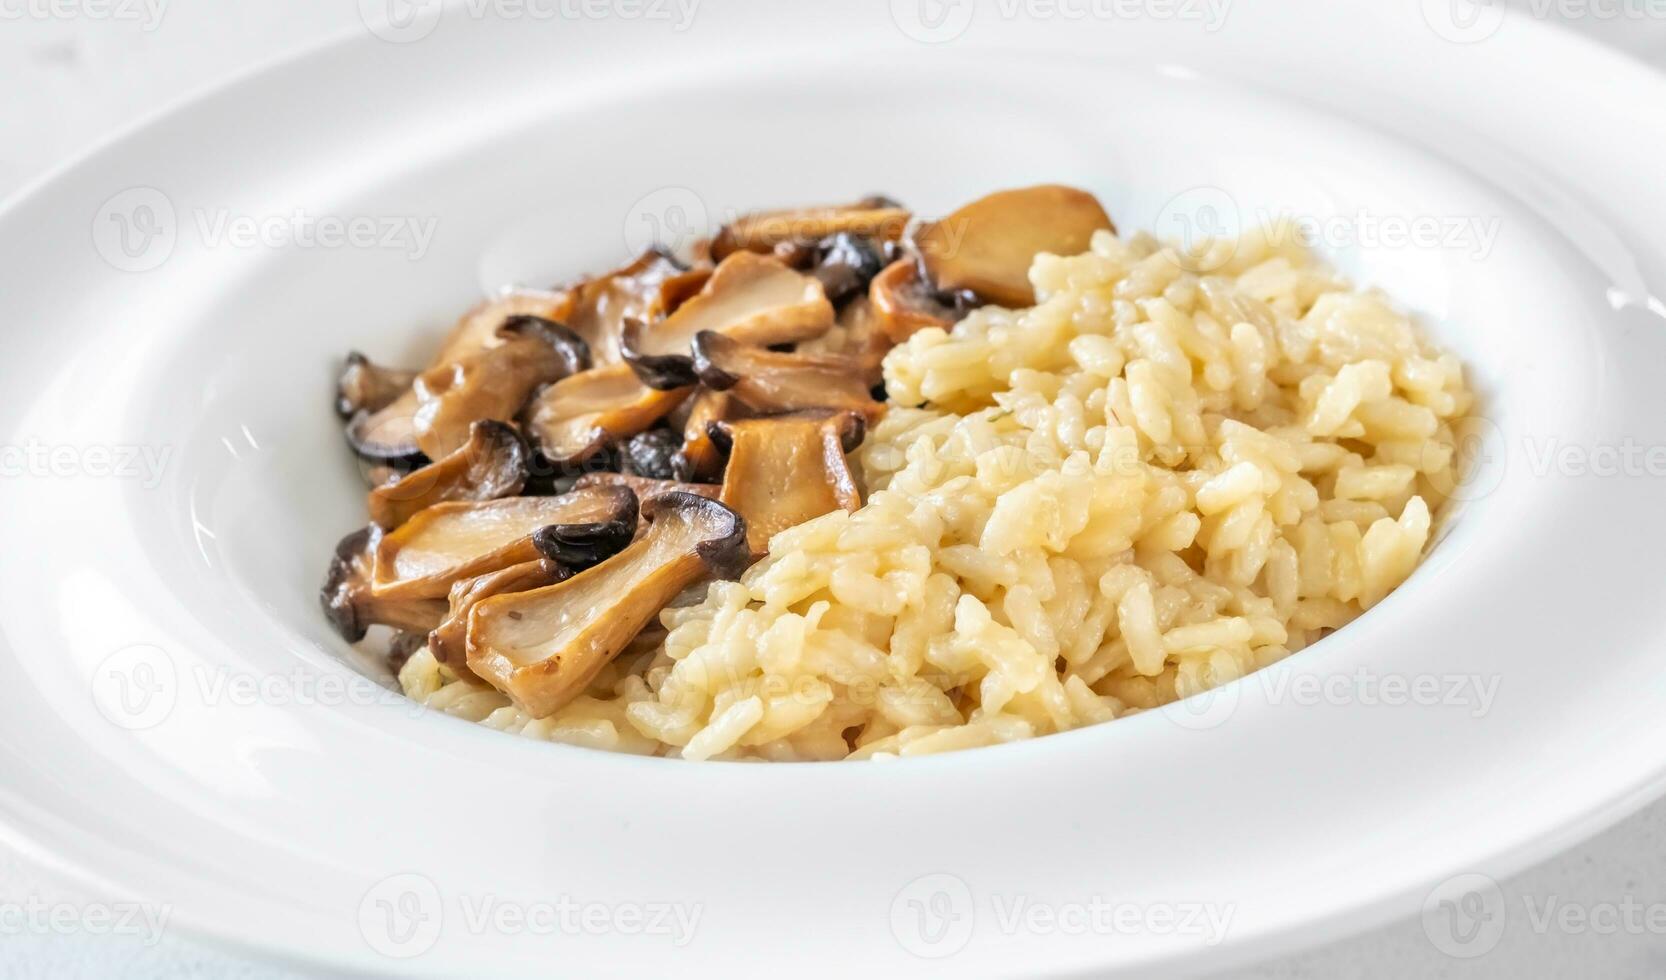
top-left (428, 558), bottom-right (569, 679)
top-left (712, 200), bottom-right (911, 260)
top-left (574, 471), bottom-right (721, 502)
top-left (466, 492), bottom-right (748, 718)
top-left (346, 388), bottom-right (427, 465)
top-left (671, 388), bottom-right (740, 483)
top-left (371, 486), bottom-right (637, 600)
top-left (915, 184), bottom-right (1115, 307)
top-left (692, 331), bottom-right (885, 422)
top-left (367, 419), bottom-right (529, 529)
top-left (321, 526), bottom-right (448, 642)
top-left (796, 294), bottom-right (893, 386)
top-left (713, 411), bottom-right (865, 557)
top-left (336, 352), bottom-right (418, 419)
top-left (870, 257), bottom-right (960, 343)
top-left (521, 363), bottom-right (690, 467)
top-left (412, 316), bottom-right (590, 459)
top-left (619, 252), bottom-right (834, 389)
top-left (431, 288), bottom-right (576, 369)
top-left (564, 249), bottom-right (686, 366)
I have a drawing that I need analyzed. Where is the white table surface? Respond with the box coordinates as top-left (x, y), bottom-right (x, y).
top-left (3, 3), bottom-right (1664, 977)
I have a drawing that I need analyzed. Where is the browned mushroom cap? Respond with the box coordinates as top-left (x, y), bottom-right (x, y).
top-left (466, 492), bottom-right (748, 718)
top-left (321, 526), bottom-right (448, 642)
top-left (367, 420), bottom-right (529, 529)
top-left (574, 471), bottom-right (721, 501)
top-left (336, 352), bottom-right (417, 419)
top-left (346, 389), bottom-right (427, 465)
top-left (915, 184), bottom-right (1114, 308)
top-left (712, 411), bottom-right (865, 557)
top-left (619, 252), bottom-right (834, 389)
top-left (692, 331), bottom-right (885, 422)
top-left (870, 257), bottom-right (960, 343)
top-left (795, 294), bottom-right (893, 386)
top-left (427, 558), bottom-right (568, 678)
top-left (645, 266), bottom-right (713, 320)
top-left (371, 486), bottom-right (637, 600)
top-left (564, 249), bottom-right (686, 366)
top-left (520, 363), bottom-right (691, 467)
top-left (430, 288), bottom-right (576, 369)
top-left (711, 199), bottom-right (910, 261)
top-left (412, 317), bottom-right (589, 459)
top-left (671, 388), bottom-right (741, 483)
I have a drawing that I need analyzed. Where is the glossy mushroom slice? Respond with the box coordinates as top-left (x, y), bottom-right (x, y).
top-left (521, 363), bottom-right (691, 468)
top-left (869, 257), bottom-right (960, 343)
top-left (807, 231), bottom-right (891, 306)
top-left (336, 352), bottom-right (417, 419)
top-left (670, 388), bottom-right (738, 483)
top-left (466, 492), bottom-right (749, 718)
top-left (574, 471), bottom-right (721, 501)
top-left (346, 388), bottom-right (427, 465)
top-left (712, 411), bottom-right (865, 557)
top-left (621, 428), bottom-right (681, 480)
top-left (371, 486), bottom-right (637, 600)
top-left (619, 252), bottom-right (834, 389)
top-left (431, 288), bottom-right (576, 369)
top-left (914, 184), bottom-right (1115, 307)
top-left (427, 558), bottom-right (569, 679)
top-left (321, 526), bottom-right (448, 642)
top-left (795, 294), bottom-right (893, 386)
top-left (412, 316), bottom-right (589, 459)
top-left (692, 331), bottom-right (885, 422)
top-left (367, 420), bottom-right (529, 529)
top-left (711, 198), bottom-right (910, 260)
top-left (645, 266), bottom-right (713, 320)
top-left (564, 249), bottom-right (686, 366)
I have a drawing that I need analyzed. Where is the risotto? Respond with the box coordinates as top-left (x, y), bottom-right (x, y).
top-left (397, 223), bottom-right (1472, 760)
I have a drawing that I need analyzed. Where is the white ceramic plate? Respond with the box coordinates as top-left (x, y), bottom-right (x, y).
top-left (3, 1), bottom-right (1665, 975)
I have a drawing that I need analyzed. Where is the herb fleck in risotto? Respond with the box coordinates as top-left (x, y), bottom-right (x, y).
top-left (392, 212), bottom-right (1472, 760)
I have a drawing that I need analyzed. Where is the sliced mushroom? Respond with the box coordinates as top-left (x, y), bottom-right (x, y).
top-left (431, 288), bottom-right (575, 369)
top-left (692, 331), bottom-right (885, 422)
top-left (672, 388), bottom-right (739, 482)
top-left (520, 363), bottom-right (691, 467)
top-left (809, 232), bottom-right (889, 306)
top-left (712, 199), bottom-right (910, 260)
top-left (412, 316), bottom-right (589, 459)
top-left (870, 257), bottom-right (961, 343)
top-left (796, 293), bottom-right (893, 386)
top-left (387, 630), bottom-right (431, 673)
top-left (428, 558), bottom-right (568, 678)
top-left (321, 526), bottom-right (448, 642)
top-left (466, 492), bottom-right (749, 718)
top-left (915, 184), bottom-right (1114, 307)
top-left (574, 471), bottom-right (721, 501)
top-left (619, 252), bottom-right (833, 389)
top-left (622, 427), bottom-right (681, 480)
top-left (336, 352), bottom-right (418, 419)
top-left (645, 266), bottom-right (713, 320)
top-left (367, 419), bottom-right (529, 529)
top-left (564, 249), bottom-right (686, 366)
top-left (371, 486), bottom-right (637, 600)
top-left (712, 411), bottom-right (865, 556)
top-left (346, 389), bottom-right (427, 465)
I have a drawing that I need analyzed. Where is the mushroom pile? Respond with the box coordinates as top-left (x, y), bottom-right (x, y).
top-left (322, 184), bottom-right (1116, 720)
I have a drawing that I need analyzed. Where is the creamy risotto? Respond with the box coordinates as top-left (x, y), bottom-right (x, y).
top-left (397, 223), bottom-right (1472, 759)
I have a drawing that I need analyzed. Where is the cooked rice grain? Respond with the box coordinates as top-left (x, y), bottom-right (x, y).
top-left (401, 227), bottom-right (1472, 760)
